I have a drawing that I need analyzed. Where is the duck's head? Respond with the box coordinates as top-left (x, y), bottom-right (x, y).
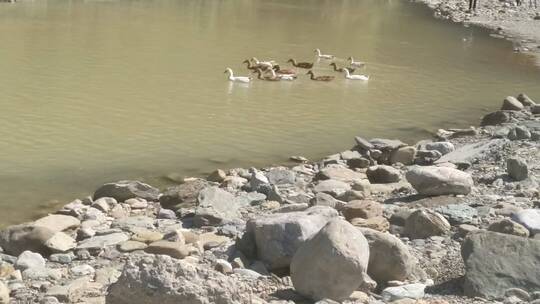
top-left (273, 65), bottom-right (281, 70)
top-left (251, 57), bottom-right (259, 63)
top-left (347, 57), bottom-right (353, 61)
top-left (306, 70), bottom-right (313, 75)
top-left (314, 49), bottom-right (321, 53)
top-left (224, 68), bottom-right (232, 74)
top-left (287, 59), bottom-right (294, 63)
top-left (329, 63), bottom-right (337, 67)
top-left (242, 59), bottom-right (250, 64)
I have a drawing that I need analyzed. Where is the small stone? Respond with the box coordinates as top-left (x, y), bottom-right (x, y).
top-left (125, 198), bottom-right (148, 209)
top-left (381, 283), bottom-right (426, 302)
top-left (366, 165), bottom-right (401, 184)
top-left (131, 230), bottom-right (163, 243)
top-left (49, 252), bottom-right (75, 264)
top-left (488, 219), bottom-right (529, 237)
top-left (144, 241), bottom-right (189, 259)
top-left (215, 259), bottom-right (233, 274)
top-left (70, 264), bottom-right (95, 276)
top-left (405, 209), bottom-right (450, 239)
top-left (44, 232), bottom-right (76, 253)
top-left (157, 208), bottom-right (177, 220)
top-left (507, 158), bottom-right (528, 181)
top-left (501, 96), bottom-right (524, 111)
top-left (207, 169), bottom-right (227, 183)
top-left (91, 197), bottom-right (116, 213)
top-left (15, 251), bottom-right (45, 270)
top-left (118, 241), bottom-right (148, 252)
top-left (341, 200), bottom-right (383, 220)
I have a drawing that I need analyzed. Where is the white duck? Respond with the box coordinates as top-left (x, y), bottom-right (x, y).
top-left (348, 57), bottom-right (367, 68)
top-left (343, 69), bottom-right (369, 81)
top-left (314, 48), bottom-right (335, 59)
top-left (224, 68), bottom-right (251, 83)
top-left (269, 69), bottom-right (296, 81)
top-left (251, 57), bottom-right (276, 69)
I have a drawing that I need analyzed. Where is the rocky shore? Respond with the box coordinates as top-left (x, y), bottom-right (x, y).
top-left (0, 94), bottom-right (538, 304)
top-left (414, 0), bottom-right (540, 56)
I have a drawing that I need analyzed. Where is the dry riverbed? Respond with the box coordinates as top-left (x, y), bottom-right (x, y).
top-left (0, 93), bottom-right (538, 304)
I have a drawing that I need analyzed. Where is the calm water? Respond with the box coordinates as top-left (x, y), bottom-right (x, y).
top-left (0, 0), bottom-right (539, 226)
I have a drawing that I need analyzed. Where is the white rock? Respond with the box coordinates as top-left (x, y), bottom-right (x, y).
top-left (44, 232), bottom-right (76, 252)
top-left (381, 283), bottom-right (426, 302)
top-left (512, 209), bottom-right (540, 235)
top-left (15, 251), bottom-right (45, 270)
top-left (70, 264), bottom-right (95, 277)
top-left (406, 166), bottom-right (473, 196)
top-left (34, 214), bottom-right (80, 232)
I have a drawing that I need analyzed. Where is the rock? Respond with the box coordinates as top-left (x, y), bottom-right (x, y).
top-left (350, 217), bottom-right (390, 232)
top-left (462, 231), bottom-right (540, 298)
top-left (501, 96), bottom-right (524, 111)
top-left (266, 168), bottom-right (296, 185)
top-left (131, 229), bottom-right (163, 243)
top-left (369, 138), bottom-right (406, 151)
top-left (347, 157), bottom-right (370, 169)
top-left (240, 206), bottom-right (338, 271)
top-left (532, 104), bottom-right (540, 114)
top-left (15, 251), bottom-right (45, 270)
top-left (316, 165), bottom-right (365, 183)
top-left (390, 146), bottom-right (416, 165)
top-left (381, 283), bottom-right (426, 302)
top-left (489, 219), bottom-right (530, 237)
top-left (44, 232), bottom-right (76, 253)
top-left (113, 216), bottom-right (155, 231)
top-left (366, 165), bottom-right (401, 184)
top-left (91, 197), bottom-right (116, 213)
top-left (118, 241), bottom-right (148, 252)
top-left (505, 288), bottom-right (531, 302)
top-left (49, 252), bottom-right (75, 264)
top-left (207, 169), bottom-right (227, 183)
top-left (512, 209), bottom-right (540, 235)
top-left (359, 228), bottom-right (417, 283)
top-left (313, 180), bottom-right (351, 197)
top-left (310, 192), bottom-right (344, 210)
top-left (194, 187), bottom-right (249, 226)
top-left (481, 111), bottom-right (512, 126)
top-left (77, 232), bottom-right (129, 250)
top-left (507, 158), bottom-right (528, 181)
top-left (249, 171), bottom-right (270, 192)
top-left (215, 259), bottom-right (233, 274)
top-left (144, 241), bottom-right (189, 259)
top-left (435, 139), bottom-right (505, 165)
top-left (508, 126), bottom-right (531, 140)
top-left (107, 255), bottom-right (251, 304)
top-left (274, 203), bottom-right (309, 213)
top-left (290, 219), bottom-right (370, 301)
top-left (406, 166), bottom-right (473, 196)
top-left (405, 209), bottom-right (450, 239)
top-left (424, 142), bottom-right (455, 155)
top-left (341, 200), bottom-right (383, 220)
top-left (0, 281), bottom-right (8, 304)
top-left (157, 208), bottom-right (177, 220)
top-left (126, 198), bottom-right (148, 209)
top-left (435, 204), bottom-right (478, 224)
top-left (94, 180), bottom-right (159, 202)
top-left (354, 136), bottom-right (374, 150)
top-left (0, 225), bottom-right (54, 256)
top-left (70, 264), bottom-right (95, 276)
top-left (517, 93), bottom-right (535, 106)
top-left (34, 214), bottom-right (80, 233)
top-left (159, 179), bottom-right (208, 210)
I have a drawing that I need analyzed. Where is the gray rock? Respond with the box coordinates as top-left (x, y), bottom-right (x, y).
top-left (15, 251), bottom-right (45, 270)
top-left (435, 204), bottom-right (478, 224)
top-left (381, 283), bottom-right (426, 302)
top-left (310, 192), bottom-right (344, 210)
top-left (118, 241), bottom-right (148, 252)
top-left (359, 228), bottom-right (417, 283)
top-left (44, 232), bottom-right (76, 253)
top-left (354, 136), bottom-right (374, 150)
top-left (207, 169), bottom-right (227, 183)
top-left (193, 187), bottom-right (249, 226)
top-left (94, 180), bottom-right (159, 202)
top-left (70, 264), bottom-right (95, 276)
top-left (316, 165), bottom-right (365, 183)
top-left (34, 214), bottom-right (80, 233)
top-left (517, 93), bottom-right (535, 106)
top-left (240, 206), bottom-right (338, 271)
top-left (405, 209), bottom-right (450, 239)
top-left (107, 255), bottom-right (252, 304)
top-left (157, 208), bottom-right (177, 220)
top-left (424, 142), bottom-right (455, 155)
top-left (501, 96), bottom-right (524, 111)
top-left (0, 281), bottom-right (8, 304)
top-left (435, 139), bottom-right (505, 165)
top-left (390, 146), bottom-right (416, 165)
top-left (91, 197), bottom-right (116, 213)
top-left (369, 138), bottom-right (406, 151)
top-left (23, 267), bottom-right (62, 280)
top-left (488, 219), bottom-right (530, 237)
top-left (481, 111), bottom-right (512, 126)
top-left (406, 166), bottom-right (473, 196)
top-left (77, 232), bottom-right (129, 250)
top-left (266, 168), bottom-right (296, 185)
top-left (159, 179), bottom-right (208, 209)
top-left (249, 171), bottom-right (270, 192)
top-left (462, 231), bottom-right (540, 298)
top-left (0, 225), bottom-right (54, 256)
top-left (144, 241), bottom-right (189, 259)
top-left (366, 165), bottom-right (401, 184)
top-left (49, 252), bottom-right (75, 264)
top-left (313, 180), bottom-right (351, 197)
top-left (507, 158), bottom-right (528, 181)
top-left (532, 104), bottom-right (540, 115)
top-left (290, 219), bottom-right (370, 301)
top-left (512, 209), bottom-right (540, 235)
top-left (508, 126), bottom-right (531, 140)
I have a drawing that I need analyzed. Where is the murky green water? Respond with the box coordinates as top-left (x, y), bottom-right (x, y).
top-left (0, 0), bottom-right (539, 226)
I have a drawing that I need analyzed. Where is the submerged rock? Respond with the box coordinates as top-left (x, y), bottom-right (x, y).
top-left (290, 219), bottom-right (370, 301)
top-left (406, 166), bottom-right (473, 196)
top-left (94, 180), bottom-right (159, 202)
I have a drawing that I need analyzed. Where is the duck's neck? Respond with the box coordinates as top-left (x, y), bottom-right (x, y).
top-left (269, 69), bottom-right (277, 78)
top-left (331, 64), bottom-right (338, 71)
top-left (245, 61), bottom-right (253, 69)
top-left (309, 73), bottom-right (315, 80)
top-left (256, 71), bottom-right (264, 80)
top-left (228, 70), bottom-right (234, 78)
top-left (316, 49), bottom-right (321, 56)
top-left (291, 60), bottom-right (297, 67)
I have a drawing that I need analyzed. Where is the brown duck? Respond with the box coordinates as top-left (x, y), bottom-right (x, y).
top-left (306, 70), bottom-right (334, 81)
top-left (287, 58), bottom-right (314, 69)
top-left (329, 63), bottom-right (355, 74)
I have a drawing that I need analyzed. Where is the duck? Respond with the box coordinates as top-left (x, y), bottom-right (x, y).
top-left (306, 70), bottom-right (334, 81)
top-left (329, 63), bottom-right (355, 73)
top-left (252, 68), bottom-right (279, 81)
top-left (268, 69), bottom-right (296, 81)
top-left (287, 59), bottom-right (314, 69)
top-left (343, 69), bottom-right (369, 81)
top-left (347, 57), bottom-right (367, 68)
top-left (314, 48), bottom-right (335, 60)
top-left (243, 59), bottom-right (269, 71)
top-left (251, 57), bottom-right (276, 69)
top-left (224, 68), bottom-right (251, 83)
top-left (272, 65), bottom-right (296, 75)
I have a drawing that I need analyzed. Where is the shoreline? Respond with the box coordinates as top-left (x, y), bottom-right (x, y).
top-left (0, 93), bottom-right (537, 303)
top-left (413, 0), bottom-right (540, 61)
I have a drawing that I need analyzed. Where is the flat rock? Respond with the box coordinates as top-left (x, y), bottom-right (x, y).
top-left (94, 180), bottom-right (159, 202)
top-left (341, 200), bottom-right (383, 220)
top-left (435, 204), bottom-right (478, 224)
top-left (313, 180), bottom-right (351, 197)
top-left (488, 219), bottom-right (529, 237)
top-left (118, 241), bottom-right (148, 252)
top-left (44, 232), bottom-right (76, 253)
top-left (406, 166), bottom-right (473, 196)
top-left (369, 138), bottom-right (406, 151)
top-left (77, 232), bottom-right (129, 250)
top-left (112, 216), bottom-right (155, 231)
top-left (462, 231), bottom-right (540, 298)
top-left (159, 179), bottom-right (208, 209)
top-left (144, 241), bottom-right (189, 259)
top-left (350, 216), bottom-right (390, 232)
top-left (381, 283), bottom-right (426, 302)
top-left (435, 139), bottom-right (505, 165)
top-left (194, 187), bottom-right (249, 226)
top-left (34, 214), bottom-right (80, 233)
top-left (266, 168), bottom-right (296, 185)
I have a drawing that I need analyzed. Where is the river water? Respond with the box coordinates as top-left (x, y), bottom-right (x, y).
top-left (0, 0), bottom-right (539, 226)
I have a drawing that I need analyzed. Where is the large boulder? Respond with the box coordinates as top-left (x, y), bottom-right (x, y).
top-left (0, 224), bottom-right (54, 256)
top-left (359, 228), bottom-right (417, 283)
top-left (107, 255), bottom-right (252, 304)
top-left (290, 219), bottom-right (370, 301)
top-left (159, 179), bottom-right (208, 210)
top-left (461, 231), bottom-right (540, 298)
top-left (404, 209), bottom-right (450, 239)
top-left (94, 180), bottom-right (159, 202)
top-left (406, 166), bottom-right (473, 196)
top-left (239, 206), bottom-right (338, 271)
top-left (193, 187), bottom-right (249, 226)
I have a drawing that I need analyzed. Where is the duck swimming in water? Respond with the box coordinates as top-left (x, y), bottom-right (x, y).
top-left (287, 58), bottom-right (314, 69)
top-left (306, 70), bottom-right (334, 81)
top-left (224, 68), bottom-right (251, 83)
top-left (343, 69), bottom-right (369, 81)
top-left (314, 48), bottom-right (335, 60)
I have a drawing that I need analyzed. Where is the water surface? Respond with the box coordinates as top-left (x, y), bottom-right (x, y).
top-left (0, 0), bottom-right (539, 226)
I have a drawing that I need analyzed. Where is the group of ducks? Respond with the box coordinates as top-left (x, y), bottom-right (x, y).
top-left (224, 49), bottom-right (369, 83)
